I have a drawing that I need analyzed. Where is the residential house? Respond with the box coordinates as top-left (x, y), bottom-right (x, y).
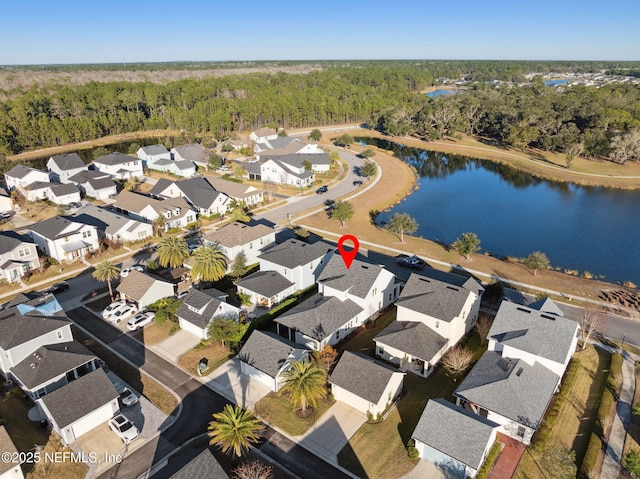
top-left (168, 449), bottom-right (229, 479)
top-left (274, 293), bottom-right (364, 351)
top-left (0, 426), bottom-right (24, 479)
top-left (149, 177), bottom-right (230, 217)
top-left (245, 157), bottom-right (315, 186)
top-left (117, 270), bottom-right (175, 309)
top-left (235, 270), bottom-right (295, 309)
top-left (148, 158), bottom-right (197, 177)
top-left (68, 170), bottom-right (117, 201)
top-left (69, 204), bottom-right (153, 243)
top-left (171, 144), bottom-right (210, 169)
top-left (257, 152), bottom-right (330, 173)
top-left (93, 152), bottom-right (143, 179)
top-left (254, 136), bottom-right (323, 155)
top-left (176, 288), bottom-right (241, 339)
top-left (203, 222), bottom-right (276, 268)
top-left (258, 239), bottom-right (334, 291)
top-left (46, 153), bottom-right (87, 183)
top-left (374, 270), bottom-right (484, 378)
top-left (249, 128), bottom-right (278, 144)
top-left (317, 255), bottom-right (400, 319)
top-left (0, 188), bottom-right (12, 213)
top-left (29, 216), bottom-right (99, 262)
top-left (412, 399), bottom-right (499, 479)
top-left (22, 182), bottom-right (81, 205)
top-left (207, 177), bottom-right (264, 206)
top-left (113, 190), bottom-right (197, 230)
top-left (329, 351), bottom-right (404, 417)
top-left (238, 330), bottom-right (309, 393)
top-left (137, 144), bottom-right (171, 165)
top-left (0, 232), bottom-right (39, 282)
top-left (37, 368), bottom-right (119, 445)
top-left (10, 341), bottom-right (99, 400)
top-left (4, 164), bottom-right (49, 192)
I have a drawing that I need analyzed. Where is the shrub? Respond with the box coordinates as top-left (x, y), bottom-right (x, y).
top-left (406, 439), bottom-right (419, 460)
top-left (47, 257), bottom-right (59, 266)
top-left (476, 441), bottom-right (501, 479)
top-left (579, 433), bottom-right (602, 479)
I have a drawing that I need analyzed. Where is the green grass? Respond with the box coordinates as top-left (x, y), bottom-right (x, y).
top-left (336, 308), bottom-right (397, 356)
top-left (255, 392), bottom-right (332, 436)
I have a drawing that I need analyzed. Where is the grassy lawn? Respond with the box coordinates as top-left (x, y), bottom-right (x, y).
top-left (136, 320), bottom-right (179, 346)
top-left (513, 345), bottom-right (611, 479)
top-left (177, 341), bottom-right (233, 376)
top-left (337, 308), bottom-right (397, 356)
top-left (255, 391), bottom-right (332, 437)
top-left (87, 246), bottom-right (128, 263)
top-left (23, 265), bottom-right (85, 288)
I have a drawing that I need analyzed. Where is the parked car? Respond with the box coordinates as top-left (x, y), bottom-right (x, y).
top-left (353, 180), bottom-right (364, 186)
top-left (120, 265), bottom-right (144, 277)
top-left (219, 165), bottom-right (229, 171)
top-left (316, 185), bottom-right (328, 194)
top-left (127, 311), bottom-right (155, 331)
top-left (0, 212), bottom-right (11, 220)
top-left (107, 303), bottom-right (138, 324)
top-left (118, 387), bottom-right (139, 407)
top-left (396, 255), bottom-right (426, 270)
top-left (101, 300), bottom-right (128, 320)
top-left (188, 243), bottom-right (200, 253)
top-left (42, 281), bottom-right (70, 294)
top-left (109, 414), bottom-right (139, 444)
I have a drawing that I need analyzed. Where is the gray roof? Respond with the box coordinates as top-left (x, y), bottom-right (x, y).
top-left (238, 330), bottom-right (308, 378)
top-left (274, 293), bottom-right (363, 341)
top-left (30, 216), bottom-right (83, 239)
top-left (0, 426), bottom-right (20, 475)
top-left (454, 351), bottom-right (559, 428)
top-left (113, 191), bottom-right (194, 219)
top-left (49, 153), bottom-right (85, 171)
top-left (412, 399), bottom-right (499, 470)
top-left (117, 270), bottom-right (171, 302)
top-left (25, 180), bottom-right (51, 191)
top-left (235, 270), bottom-right (294, 298)
top-left (317, 255), bottom-right (388, 299)
top-left (149, 177), bottom-right (174, 197)
top-left (488, 300), bottom-right (578, 364)
top-left (140, 144), bottom-right (169, 156)
top-left (207, 177), bottom-right (263, 199)
top-left (68, 170), bottom-right (111, 183)
top-left (50, 183), bottom-right (79, 197)
top-left (395, 273), bottom-right (477, 322)
top-left (0, 307), bottom-right (70, 350)
top-left (70, 204), bottom-right (139, 236)
top-left (94, 152), bottom-right (137, 166)
top-left (176, 289), bottom-right (226, 329)
top-left (258, 239), bottom-right (334, 269)
top-left (266, 136), bottom-right (297, 149)
top-left (11, 341), bottom-right (96, 389)
top-left (417, 268), bottom-right (484, 296)
top-left (253, 127), bottom-right (277, 137)
top-left (330, 351), bottom-right (402, 404)
top-left (374, 321), bottom-right (448, 362)
top-left (5, 164), bottom-right (42, 179)
top-left (527, 297), bottom-right (565, 316)
top-left (87, 177), bottom-right (117, 191)
top-left (0, 231), bottom-right (33, 255)
top-left (169, 449), bottom-right (228, 479)
top-left (39, 368), bottom-right (118, 428)
top-left (173, 177), bottom-right (225, 209)
top-left (204, 222), bottom-right (274, 248)
top-left (270, 158), bottom-right (315, 179)
top-left (172, 144), bottom-right (209, 163)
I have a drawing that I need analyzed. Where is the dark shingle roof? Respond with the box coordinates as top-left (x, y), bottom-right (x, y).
top-left (417, 268), bottom-right (484, 296)
top-left (140, 144), bottom-right (169, 156)
top-left (207, 178), bottom-right (263, 199)
top-left (172, 144), bottom-right (209, 163)
top-left (412, 399), bottom-right (499, 470)
top-left (11, 341), bottom-right (96, 389)
top-left (117, 270), bottom-right (169, 302)
top-left (169, 449), bottom-right (229, 479)
top-left (49, 153), bottom-right (85, 171)
top-left (454, 351), bottom-right (559, 427)
top-left (176, 289), bottom-right (226, 329)
top-left (488, 301), bottom-right (578, 364)
top-left (148, 178), bottom-right (174, 197)
top-left (317, 255), bottom-right (388, 299)
top-left (0, 426), bottom-right (20, 475)
top-left (374, 321), bottom-right (448, 362)
top-left (49, 183), bottom-right (79, 197)
top-left (0, 231), bottom-right (33, 255)
top-left (29, 215), bottom-right (82, 239)
top-left (0, 307), bottom-right (70, 350)
top-left (87, 177), bottom-right (117, 191)
top-left (253, 127), bottom-right (277, 138)
top-left (235, 271), bottom-right (294, 298)
top-left (94, 152), bottom-right (137, 166)
top-left (39, 368), bottom-right (118, 428)
top-left (174, 177), bottom-right (225, 209)
top-left (68, 170), bottom-right (111, 183)
top-left (274, 293), bottom-right (363, 341)
top-left (5, 164), bottom-right (42, 179)
top-left (330, 351), bottom-right (402, 404)
top-left (527, 297), bottom-right (565, 316)
top-left (204, 222), bottom-right (274, 248)
top-left (238, 330), bottom-right (308, 378)
top-left (258, 239), bottom-right (333, 269)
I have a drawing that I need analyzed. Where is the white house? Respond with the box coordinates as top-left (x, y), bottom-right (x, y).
top-left (113, 190), bottom-right (197, 230)
top-left (68, 170), bottom-right (117, 201)
top-left (29, 216), bottom-right (99, 263)
top-left (375, 270), bottom-right (484, 378)
top-left (256, 152), bottom-right (330, 173)
top-left (235, 270), bottom-right (296, 309)
top-left (37, 368), bottom-right (119, 445)
top-left (117, 270), bottom-right (175, 309)
top-left (329, 351), bottom-right (404, 418)
top-left (69, 204), bottom-right (153, 243)
top-left (4, 164), bottom-right (50, 192)
top-left (246, 158), bottom-right (315, 186)
top-left (137, 144), bottom-right (171, 165)
top-left (257, 239), bottom-right (334, 291)
top-left (47, 183), bottom-right (82, 206)
top-left (0, 426), bottom-right (24, 479)
top-left (149, 177), bottom-right (230, 217)
top-left (171, 144), bottom-right (210, 169)
top-left (203, 222), bottom-right (276, 269)
top-left (176, 288), bottom-right (242, 339)
top-left (412, 399), bottom-right (499, 479)
top-left (93, 152), bottom-right (143, 179)
top-left (0, 232), bottom-right (39, 282)
top-left (238, 330), bottom-right (309, 393)
top-left (0, 188), bottom-right (12, 213)
top-left (250, 128), bottom-right (278, 144)
top-left (47, 153), bottom-right (88, 183)
top-left (207, 177), bottom-right (264, 207)
top-left (147, 158), bottom-right (197, 177)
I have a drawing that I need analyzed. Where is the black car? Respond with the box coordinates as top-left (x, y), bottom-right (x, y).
top-left (316, 186), bottom-right (328, 194)
top-left (43, 281), bottom-right (70, 294)
top-left (353, 180), bottom-right (364, 186)
top-left (396, 256), bottom-right (426, 270)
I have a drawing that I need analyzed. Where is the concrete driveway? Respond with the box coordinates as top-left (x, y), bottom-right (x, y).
top-left (400, 459), bottom-right (459, 479)
top-left (295, 402), bottom-right (367, 463)
top-left (151, 329), bottom-right (201, 363)
top-left (200, 358), bottom-right (271, 408)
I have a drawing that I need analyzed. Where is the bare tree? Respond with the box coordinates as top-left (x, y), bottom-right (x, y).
top-left (475, 316), bottom-right (492, 346)
top-left (233, 460), bottom-right (273, 479)
top-left (579, 309), bottom-right (602, 350)
top-left (442, 346), bottom-right (474, 376)
top-left (262, 181), bottom-right (277, 202)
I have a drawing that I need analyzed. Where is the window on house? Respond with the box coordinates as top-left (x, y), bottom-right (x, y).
top-left (378, 301), bottom-right (381, 309)
top-left (18, 248), bottom-right (30, 257)
top-left (56, 330), bottom-right (64, 340)
top-left (249, 243), bottom-right (253, 249)
top-left (372, 288), bottom-right (377, 296)
top-left (378, 346), bottom-right (384, 355)
top-left (35, 388), bottom-right (46, 399)
top-left (82, 230), bottom-right (91, 238)
top-left (436, 321), bottom-right (439, 328)
top-left (336, 330), bottom-right (340, 340)
top-left (517, 426), bottom-right (525, 437)
top-left (388, 293), bottom-right (392, 301)
top-left (310, 263), bottom-right (313, 269)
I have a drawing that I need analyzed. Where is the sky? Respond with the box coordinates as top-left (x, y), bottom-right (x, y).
top-left (1, 0), bottom-right (638, 65)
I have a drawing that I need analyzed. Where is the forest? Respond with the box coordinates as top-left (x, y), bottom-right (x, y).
top-left (0, 61), bottom-right (639, 164)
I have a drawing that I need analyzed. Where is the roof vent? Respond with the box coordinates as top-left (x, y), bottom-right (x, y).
top-left (418, 277), bottom-right (431, 283)
top-left (516, 307), bottom-right (531, 314)
top-left (30, 363), bottom-right (36, 369)
top-left (516, 367), bottom-right (524, 376)
top-left (361, 265), bottom-right (368, 269)
top-left (540, 314), bottom-right (556, 321)
top-left (446, 286), bottom-right (460, 292)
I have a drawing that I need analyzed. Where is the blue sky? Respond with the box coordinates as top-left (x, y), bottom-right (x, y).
top-left (1, 0), bottom-right (638, 64)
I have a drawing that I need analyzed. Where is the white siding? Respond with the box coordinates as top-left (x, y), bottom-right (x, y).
top-left (331, 384), bottom-right (374, 416)
top-left (58, 399), bottom-right (119, 445)
top-left (179, 318), bottom-right (207, 339)
top-left (2, 325), bottom-right (73, 373)
top-left (136, 282), bottom-right (175, 309)
top-left (240, 362), bottom-right (277, 391)
top-left (415, 442), bottom-right (466, 478)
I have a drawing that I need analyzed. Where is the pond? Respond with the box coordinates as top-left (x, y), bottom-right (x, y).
top-left (544, 79), bottom-right (569, 86)
top-left (358, 137), bottom-right (640, 286)
top-left (425, 89), bottom-right (458, 98)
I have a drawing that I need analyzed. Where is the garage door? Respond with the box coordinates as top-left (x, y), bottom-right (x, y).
top-left (241, 363), bottom-right (276, 391)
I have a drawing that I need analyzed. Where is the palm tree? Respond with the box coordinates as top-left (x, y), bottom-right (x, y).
top-left (191, 245), bottom-right (227, 282)
top-left (208, 404), bottom-right (263, 458)
top-left (152, 215), bottom-right (166, 237)
top-left (157, 236), bottom-right (189, 268)
top-left (92, 260), bottom-right (121, 300)
top-left (280, 360), bottom-right (327, 415)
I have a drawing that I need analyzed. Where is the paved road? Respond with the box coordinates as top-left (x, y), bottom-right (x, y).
top-left (66, 307), bottom-right (351, 479)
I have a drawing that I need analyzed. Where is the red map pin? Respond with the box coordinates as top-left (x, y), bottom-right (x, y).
top-left (337, 235), bottom-right (359, 269)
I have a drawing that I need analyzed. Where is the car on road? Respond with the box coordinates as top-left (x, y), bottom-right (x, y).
top-left (120, 265), bottom-right (144, 277)
top-left (107, 303), bottom-right (138, 324)
top-left (127, 311), bottom-right (155, 331)
top-left (396, 255), bottom-right (426, 270)
top-left (109, 414), bottom-right (139, 444)
top-left (118, 387), bottom-right (139, 407)
top-left (353, 180), bottom-right (364, 186)
top-left (316, 185), bottom-right (328, 194)
top-left (42, 281), bottom-right (70, 294)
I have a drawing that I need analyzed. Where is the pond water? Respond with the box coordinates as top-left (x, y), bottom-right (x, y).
top-left (425, 89), bottom-right (458, 98)
top-left (358, 137), bottom-right (640, 285)
top-left (544, 79), bottom-right (569, 86)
